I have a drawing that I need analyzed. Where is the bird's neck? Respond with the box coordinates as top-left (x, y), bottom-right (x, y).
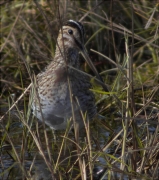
top-left (45, 45), bottom-right (81, 82)
top-left (54, 44), bottom-right (80, 68)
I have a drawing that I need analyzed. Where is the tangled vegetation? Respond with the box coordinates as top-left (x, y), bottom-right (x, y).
top-left (0, 0), bottom-right (159, 179)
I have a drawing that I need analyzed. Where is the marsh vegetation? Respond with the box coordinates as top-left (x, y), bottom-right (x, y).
top-left (1, 0), bottom-right (159, 179)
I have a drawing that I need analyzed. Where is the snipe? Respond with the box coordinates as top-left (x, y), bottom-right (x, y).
top-left (32, 20), bottom-right (103, 130)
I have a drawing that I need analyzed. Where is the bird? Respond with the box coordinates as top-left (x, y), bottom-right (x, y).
top-left (31, 20), bottom-right (103, 130)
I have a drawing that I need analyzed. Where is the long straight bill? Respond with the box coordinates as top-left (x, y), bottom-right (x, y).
top-left (81, 46), bottom-right (108, 92)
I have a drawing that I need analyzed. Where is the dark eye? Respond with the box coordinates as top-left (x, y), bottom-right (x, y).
top-left (68, 29), bottom-right (73, 35)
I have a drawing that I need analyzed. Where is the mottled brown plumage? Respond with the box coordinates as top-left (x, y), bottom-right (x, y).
top-left (32, 20), bottom-right (97, 130)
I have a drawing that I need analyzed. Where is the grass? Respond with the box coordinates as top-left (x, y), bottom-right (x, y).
top-left (0, 0), bottom-right (159, 179)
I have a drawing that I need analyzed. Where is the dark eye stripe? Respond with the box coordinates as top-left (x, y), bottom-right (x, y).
top-left (64, 20), bottom-right (85, 42)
